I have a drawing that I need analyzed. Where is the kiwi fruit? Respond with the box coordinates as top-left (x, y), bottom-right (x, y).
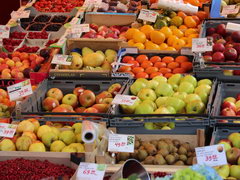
top-left (165, 154), bottom-right (175, 165)
top-left (186, 157), bottom-right (194, 165)
top-left (172, 139), bottom-right (181, 148)
top-left (154, 154), bottom-right (166, 165)
top-left (145, 144), bottom-right (157, 155)
top-left (131, 150), bottom-right (138, 159)
top-left (143, 156), bottom-right (155, 164)
top-left (158, 148), bottom-right (169, 157)
top-left (168, 144), bottom-right (175, 153)
top-left (174, 160), bottom-right (185, 165)
top-left (178, 146), bottom-right (187, 155)
top-left (157, 141), bottom-right (169, 150)
top-left (172, 153), bottom-right (179, 161)
top-left (179, 154), bottom-right (187, 162)
top-left (117, 152), bottom-right (130, 161)
top-left (187, 151), bottom-right (193, 157)
top-left (137, 149), bottom-right (148, 161)
top-left (181, 142), bottom-right (191, 151)
top-left (135, 140), bottom-right (140, 149)
top-left (150, 140), bottom-right (158, 147)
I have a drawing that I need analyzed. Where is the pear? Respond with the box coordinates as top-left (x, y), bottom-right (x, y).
top-left (29, 142), bottom-right (46, 152)
top-left (62, 145), bottom-right (77, 152)
top-left (0, 139), bottom-right (16, 151)
top-left (59, 130), bottom-right (76, 145)
top-left (72, 123), bottom-right (82, 134)
top-left (82, 47), bottom-right (94, 57)
top-left (96, 50), bottom-right (105, 58)
top-left (42, 132), bottom-right (58, 147)
top-left (50, 140), bottom-right (66, 152)
top-left (16, 136), bottom-right (32, 151)
top-left (37, 125), bottom-right (52, 139)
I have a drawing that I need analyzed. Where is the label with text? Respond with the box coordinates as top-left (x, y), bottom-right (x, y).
top-left (0, 26), bottom-right (10, 39)
top-left (195, 144), bottom-right (227, 167)
top-left (77, 163), bottom-right (106, 180)
top-left (0, 123), bottom-right (17, 138)
top-left (108, 134), bottom-right (135, 153)
top-left (11, 10), bottom-right (30, 19)
top-left (192, 37), bottom-right (213, 52)
top-left (138, 9), bottom-right (158, 23)
top-left (222, 5), bottom-right (240, 15)
top-left (112, 94), bottom-right (138, 106)
top-left (51, 54), bottom-right (73, 65)
top-left (72, 24), bottom-right (90, 34)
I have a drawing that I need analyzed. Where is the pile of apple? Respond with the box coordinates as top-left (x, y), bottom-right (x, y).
top-left (0, 119), bottom-right (85, 153)
top-left (42, 83), bottom-right (122, 114)
top-left (59, 47), bottom-right (117, 71)
top-left (216, 132), bottom-right (240, 179)
top-left (82, 24), bottom-right (129, 40)
top-left (220, 95), bottom-right (240, 117)
top-left (0, 89), bottom-right (15, 118)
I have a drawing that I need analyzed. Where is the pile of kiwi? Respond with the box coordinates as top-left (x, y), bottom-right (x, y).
top-left (116, 137), bottom-right (196, 165)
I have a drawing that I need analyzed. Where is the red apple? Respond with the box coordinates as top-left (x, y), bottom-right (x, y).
top-left (108, 83), bottom-right (122, 96)
top-left (212, 33), bottom-right (223, 43)
top-left (75, 107), bottom-right (86, 113)
top-left (206, 27), bottom-right (216, 36)
top-left (98, 25), bottom-right (109, 32)
top-left (226, 147), bottom-right (240, 164)
top-left (216, 24), bottom-right (226, 36)
top-left (79, 90), bottom-right (96, 107)
top-left (82, 32), bottom-right (97, 38)
top-left (224, 48), bottom-right (238, 61)
top-left (92, 104), bottom-right (109, 113)
top-left (96, 91), bottom-right (112, 104)
top-left (233, 43), bottom-right (240, 56)
top-left (213, 43), bottom-right (225, 52)
top-left (83, 107), bottom-right (98, 113)
top-left (105, 33), bottom-right (118, 39)
top-left (120, 26), bottom-right (129, 33)
top-left (236, 94), bottom-right (240, 101)
top-left (204, 51), bottom-right (213, 56)
top-left (221, 108), bottom-right (236, 116)
top-left (52, 106), bottom-right (68, 112)
top-left (42, 97), bottom-right (59, 111)
top-left (225, 43), bottom-right (234, 49)
top-left (90, 23), bottom-right (98, 32)
top-left (212, 52), bottom-right (225, 62)
top-left (203, 55), bottom-right (212, 62)
top-left (222, 101), bottom-right (237, 112)
top-left (47, 88), bottom-right (63, 101)
top-left (110, 27), bottom-right (120, 35)
top-left (236, 109), bottom-right (240, 116)
top-left (232, 31), bottom-right (240, 43)
top-left (73, 87), bottom-right (84, 97)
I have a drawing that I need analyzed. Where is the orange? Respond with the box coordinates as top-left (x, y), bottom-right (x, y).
top-left (118, 66), bottom-right (131, 72)
top-left (132, 67), bottom-right (144, 74)
top-left (164, 73), bottom-right (173, 78)
top-left (128, 60), bottom-right (139, 68)
top-left (141, 61), bottom-right (153, 69)
top-left (170, 16), bottom-right (183, 27)
top-left (173, 39), bottom-right (186, 50)
top-left (184, 16), bottom-right (197, 28)
top-left (196, 11), bottom-right (208, 21)
top-left (172, 29), bottom-right (184, 38)
top-left (159, 27), bottom-right (172, 38)
top-left (159, 43), bottom-right (168, 50)
top-left (177, 11), bottom-right (187, 19)
top-left (133, 42), bottom-right (145, 49)
top-left (165, 47), bottom-right (177, 51)
top-left (181, 62), bottom-right (193, 71)
top-left (135, 72), bottom-right (149, 79)
top-left (162, 56), bottom-right (174, 63)
top-left (188, 0), bottom-right (201, 6)
top-left (188, 33), bottom-right (199, 39)
top-left (133, 31), bottom-right (146, 43)
top-left (140, 25), bottom-right (154, 39)
top-left (125, 28), bottom-right (140, 40)
top-left (175, 56), bottom-right (189, 63)
top-left (179, 25), bottom-right (188, 31)
top-left (150, 31), bottom-right (165, 45)
top-left (159, 68), bottom-right (171, 75)
top-left (168, 62), bottom-right (180, 69)
top-left (154, 62), bottom-right (167, 68)
top-left (192, 16), bottom-right (200, 25)
top-left (145, 41), bottom-right (160, 50)
top-left (184, 28), bottom-right (199, 37)
top-left (122, 56), bottom-right (135, 63)
top-left (169, 25), bottom-right (178, 31)
top-left (145, 67), bottom-right (159, 74)
top-left (150, 56), bottom-right (161, 63)
top-left (125, 71), bottom-right (135, 78)
top-left (173, 68), bottom-right (186, 74)
top-left (180, 37), bottom-right (188, 44)
top-left (136, 55), bottom-right (149, 63)
top-left (150, 72), bottom-right (163, 79)
top-left (127, 39), bottom-right (135, 46)
top-left (167, 35), bottom-right (179, 46)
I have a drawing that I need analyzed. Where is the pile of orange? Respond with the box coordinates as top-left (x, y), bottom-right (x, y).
top-left (117, 55), bottom-right (193, 79)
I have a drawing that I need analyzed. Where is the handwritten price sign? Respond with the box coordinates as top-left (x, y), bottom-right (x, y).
top-left (0, 123), bottom-right (17, 138)
top-left (112, 94), bottom-right (138, 106)
top-left (51, 54), bottom-right (73, 66)
top-left (77, 163), bottom-right (106, 180)
top-left (222, 5), bottom-right (240, 15)
top-left (195, 144), bottom-right (227, 167)
top-left (7, 79), bottom-right (33, 101)
top-left (108, 134), bottom-right (135, 153)
top-left (0, 26), bottom-right (10, 39)
top-left (72, 24), bottom-right (90, 34)
top-left (11, 10), bottom-right (30, 19)
top-left (138, 9), bottom-right (158, 23)
top-left (192, 37), bottom-right (213, 52)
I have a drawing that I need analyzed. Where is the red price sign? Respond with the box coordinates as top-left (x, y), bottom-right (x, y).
top-left (77, 163), bottom-right (106, 180)
top-left (115, 142), bottom-right (126, 147)
top-left (0, 123), bottom-right (17, 138)
top-left (138, 9), bottom-right (158, 23)
top-left (205, 154), bottom-right (218, 162)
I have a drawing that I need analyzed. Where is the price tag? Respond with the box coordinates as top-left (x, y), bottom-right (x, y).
top-left (195, 144), bottom-right (227, 167)
top-left (72, 24), bottom-right (90, 34)
top-left (138, 9), bottom-right (158, 23)
top-left (0, 123), bottom-right (17, 138)
top-left (221, 5), bottom-right (240, 15)
top-left (51, 54), bottom-right (73, 66)
top-left (226, 22), bottom-right (240, 32)
top-left (77, 163), bottom-right (106, 180)
top-left (108, 134), bottom-right (135, 153)
top-left (7, 79), bottom-right (32, 101)
top-left (192, 37), bottom-right (213, 52)
top-left (11, 10), bottom-right (30, 19)
top-left (0, 26), bottom-right (10, 39)
top-left (112, 94), bottom-right (138, 106)
top-left (69, 17), bottom-right (80, 25)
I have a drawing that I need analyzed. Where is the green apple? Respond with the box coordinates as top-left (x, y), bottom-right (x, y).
top-left (146, 79), bottom-right (159, 90)
top-left (228, 133), bottom-right (240, 142)
top-left (168, 122), bottom-right (175, 129)
top-left (196, 92), bottom-right (208, 104)
top-left (16, 136), bottom-right (32, 151)
top-left (155, 82), bottom-right (174, 97)
top-left (184, 94), bottom-right (201, 104)
top-left (142, 100), bottom-right (157, 110)
top-left (178, 82), bottom-right (194, 94)
top-left (186, 100), bottom-right (205, 114)
top-left (50, 140), bottom-right (66, 152)
top-left (181, 75), bottom-right (197, 87)
top-left (165, 97), bottom-right (185, 113)
top-left (72, 123), bottom-right (82, 134)
top-left (69, 143), bottom-right (85, 152)
top-left (155, 97), bottom-right (167, 108)
top-left (194, 84), bottom-right (211, 95)
top-left (161, 126), bottom-right (171, 130)
top-left (224, 97), bottom-right (237, 104)
top-left (173, 92), bottom-right (187, 101)
top-left (137, 88), bottom-right (157, 101)
top-left (59, 130), bottom-right (76, 145)
top-left (144, 122), bottom-right (154, 130)
top-left (153, 76), bottom-right (167, 83)
top-left (120, 98), bottom-right (141, 114)
top-left (166, 106), bottom-right (176, 114)
top-left (168, 73), bottom-right (182, 85)
top-left (230, 165), bottom-right (240, 179)
top-left (214, 165), bottom-right (230, 179)
top-left (29, 142), bottom-right (46, 152)
top-left (236, 100), bottom-right (240, 110)
top-left (232, 135), bottom-right (240, 148)
top-left (0, 139), bottom-right (16, 151)
top-left (42, 132), bottom-right (58, 147)
top-left (218, 141), bottom-right (232, 151)
top-left (135, 78), bottom-right (148, 84)
top-left (154, 106), bottom-right (171, 114)
top-left (134, 103), bottom-right (154, 114)
top-left (197, 79), bottom-right (212, 86)
top-left (62, 94), bottom-right (78, 108)
top-left (130, 81), bottom-right (147, 95)
top-left (169, 83), bottom-right (178, 92)
top-left (61, 145), bottom-right (77, 152)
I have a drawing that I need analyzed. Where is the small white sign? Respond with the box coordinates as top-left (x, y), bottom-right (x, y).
top-left (222, 5), bottom-right (240, 15)
top-left (226, 22), bottom-right (240, 32)
top-left (0, 26), bottom-right (10, 39)
top-left (108, 134), bottom-right (135, 153)
top-left (72, 24), bottom-right (90, 34)
top-left (0, 123), bottom-right (17, 138)
top-left (138, 9), bottom-right (158, 23)
top-left (111, 72), bottom-right (132, 78)
top-left (112, 94), bottom-right (138, 106)
top-left (195, 144), bottom-right (227, 167)
top-left (11, 10), bottom-right (30, 19)
top-left (7, 79), bottom-right (33, 101)
top-left (69, 17), bottom-right (80, 25)
top-left (51, 54), bottom-right (73, 66)
top-left (192, 37), bottom-right (213, 52)
top-left (77, 163), bottom-right (106, 180)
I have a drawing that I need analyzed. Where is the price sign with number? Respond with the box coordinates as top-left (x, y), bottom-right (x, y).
top-left (195, 144), bottom-right (227, 167)
top-left (11, 10), bottom-right (30, 19)
top-left (7, 79), bottom-right (32, 101)
top-left (192, 37), bottom-right (213, 52)
top-left (138, 9), bottom-right (158, 23)
top-left (112, 94), bottom-right (138, 106)
top-left (51, 54), bottom-right (73, 65)
top-left (77, 163), bottom-right (106, 180)
top-left (222, 5), bottom-right (240, 15)
top-left (0, 26), bottom-right (10, 39)
top-left (0, 123), bottom-right (17, 138)
top-left (72, 24), bottom-right (90, 34)
top-left (108, 134), bottom-right (135, 153)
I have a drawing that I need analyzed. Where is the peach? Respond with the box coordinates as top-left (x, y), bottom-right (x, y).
top-left (20, 52), bottom-right (29, 60)
top-left (11, 69), bottom-right (19, 77)
top-left (2, 69), bottom-right (11, 74)
top-left (12, 57), bottom-right (21, 62)
top-left (0, 58), bottom-right (4, 63)
top-left (14, 72), bottom-right (24, 79)
top-left (6, 60), bottom-right (15, 67)
top-left (16, 61), bottom-right (23, 67)
top-left (0, 89), bottom-right (8, 98)
top-left (1, 72), bottom-right (11, 79)
top-left (22, 60), bottom-right (29, 64)
top-left (12, 51), bottom-right (21, 58)
top-left (19, 66), bottom-right (25, 72)
top-left (0, 64), bottom-right (8, 72)
top-left (29, 54), bottom-right (38, 61)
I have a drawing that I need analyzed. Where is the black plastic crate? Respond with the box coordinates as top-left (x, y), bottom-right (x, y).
top-left (12, 78), bottom-right (129, 123)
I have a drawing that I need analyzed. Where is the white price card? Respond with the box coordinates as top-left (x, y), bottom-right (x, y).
top-left (7, 79), bottom-right (33, 101)
top-left (138, 9), bottom-right (158, 23)
top-left (226, 22), bottom-right (240, 32)
top-left (0, 123), bottom-right (17, 138)
top-left (112, 94), bottom-right (138, 106)
top-left (192, 37), bottom-right (213, 52)
top-left (51, 54), bottom-right (73, 66)
top-left (72, 24), bottom-right (90, 34)
top-left (108, 134), bottom-right (135, 153)
top-left (77, 163), bottom-right (106, 180)
top-left (69, 17), bottom-right (79, 25)
top-left (222, 5), bottom-right (240, 15)
top-left (195, 144), bottom-right (227, 167)
top-left (11, 10), bottom-right (30, 19)
top-left (0, 26), bottom-right (10, 39)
